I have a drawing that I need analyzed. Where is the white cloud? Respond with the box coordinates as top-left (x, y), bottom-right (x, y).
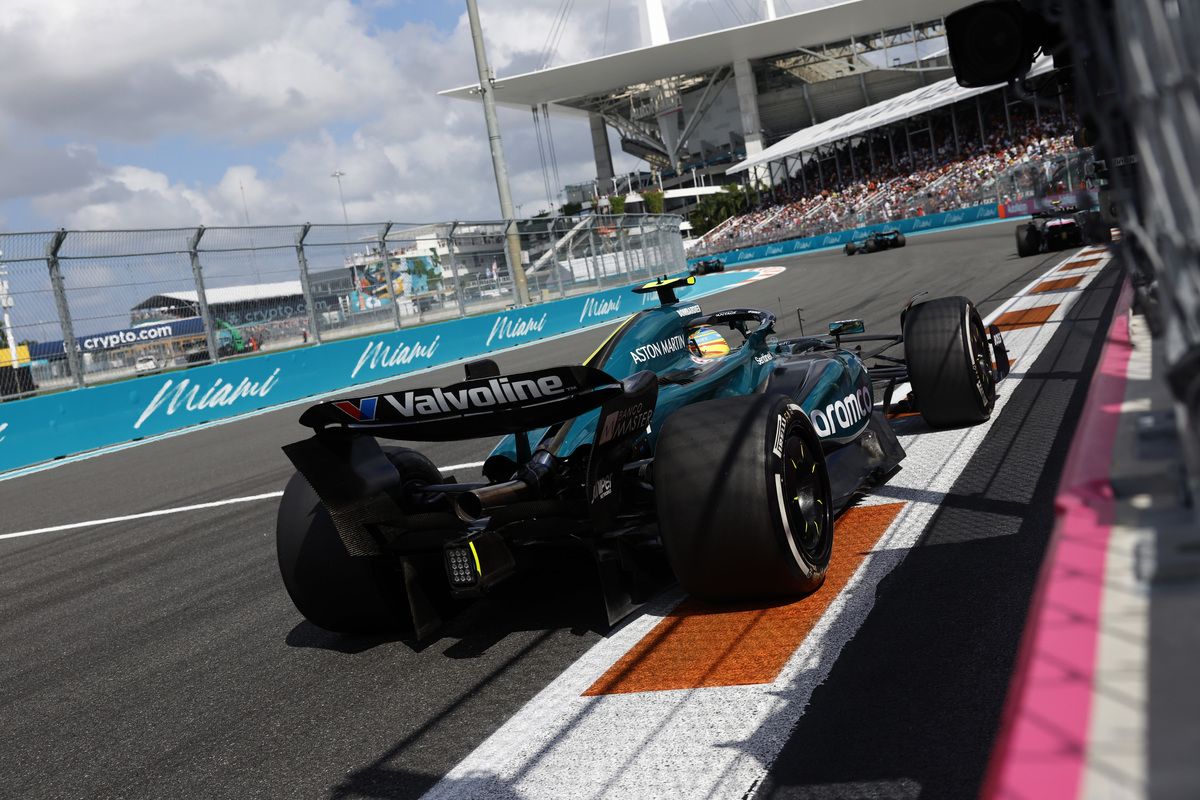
top-left (3, 0), bottom-right (817, 230)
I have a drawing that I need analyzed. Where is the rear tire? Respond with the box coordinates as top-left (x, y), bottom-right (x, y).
top-left (903, 296), bottom-right (997, 428)
top-left (895, 232), bottom-right (906, 247)
top-left (1015, 224), bottom-right (1039, 257)
top-left (655, 394), bottom-right (833, 600)
top-left (276, 446), bottom-right (442, 634)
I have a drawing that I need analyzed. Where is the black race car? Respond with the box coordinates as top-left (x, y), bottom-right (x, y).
top-left (1015, 202), bottom-right (1112, 257)
top-left (844, 229), bottom-right (906, 256)
top-left (276, 276), bottom-right (1009, 638)
top-left (690, 256), bottom-right (725, 275)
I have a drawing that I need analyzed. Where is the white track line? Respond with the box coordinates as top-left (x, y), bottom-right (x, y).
top-left (0, 492), bottom-right (286, 541)
top-left (422, 247), bottom-right (1112, 800)
top-left (0, 461), bottom-right (488, 541)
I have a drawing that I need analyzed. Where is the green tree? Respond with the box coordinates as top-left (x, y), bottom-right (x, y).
top-left (643, 189), bottom-right (664, 215)
top-left (607, 194), bottom-right (626, 215)
top-left (688, 184), bottom-right (747, 235)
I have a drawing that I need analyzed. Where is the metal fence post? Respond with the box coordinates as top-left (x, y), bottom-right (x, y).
top-left (188, 226), bottom-right (219, 364)
top-left (444, 223), bottom-right (467, 318)
top-left (589, 220), bottom-right (603, 288)
top-left (500, 220), bottom-right (523, 306)
top-left (615, 218), bottom-right (632, 280)
top-left (378, 223), bottom-right (402, 329)
top-left (295, 223), bottom-right (321, 345)
top-left (628, 216), bottom-right (640, 277)
top-left (639, 215), bottom-right (653, 277)
top-left (46, 229), bottom-right (85, 388)
top-left (547, 218), bottom-right (566, 298)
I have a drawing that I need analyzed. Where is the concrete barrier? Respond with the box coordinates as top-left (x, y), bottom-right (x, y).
top-left (0, 270), bottom-right (756, 474)
top-left (688, 204), bottom-right (1002, 268)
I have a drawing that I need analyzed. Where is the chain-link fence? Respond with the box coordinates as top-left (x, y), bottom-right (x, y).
top-left (0, 214), bottom-right (685, 400)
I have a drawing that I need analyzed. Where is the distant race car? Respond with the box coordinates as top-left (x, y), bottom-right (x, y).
top-left (1015, 202), bottom-right (1112, 257)
top-left (690, 256), bottom-right (725, 275)
top-left (844, 229), bottom-right (906, 256)
top-left (276, 275), bottom-right (1009, 638)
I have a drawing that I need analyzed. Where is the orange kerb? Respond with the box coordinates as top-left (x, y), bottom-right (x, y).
top-left (583, 502), bottom-right (906, 695)
top-left (1031, 276), bottom-right (1085, 293)
top-left (993, 305), bottom-right (1059, 331)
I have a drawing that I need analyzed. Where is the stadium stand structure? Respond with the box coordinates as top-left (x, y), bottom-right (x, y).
top-left (441, 0), bottom-right (980, 208)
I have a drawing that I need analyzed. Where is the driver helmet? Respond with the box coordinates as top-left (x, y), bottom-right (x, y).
top-left (688, 325), bottom-right (731, 359)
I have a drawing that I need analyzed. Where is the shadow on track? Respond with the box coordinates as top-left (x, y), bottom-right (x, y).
top-left (747, 263), bottom-right (1121, 800)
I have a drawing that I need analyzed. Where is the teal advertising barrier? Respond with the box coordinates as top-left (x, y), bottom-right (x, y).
top-left (0, 270), bottom-right (755, 474)
top-left (688, 204), bottom-right (1002, 268)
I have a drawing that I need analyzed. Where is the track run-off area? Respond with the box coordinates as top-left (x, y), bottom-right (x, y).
top-left (0, 220), bottom-right (1122, 799)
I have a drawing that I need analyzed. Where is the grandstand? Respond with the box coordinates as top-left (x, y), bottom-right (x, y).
top-left (686, 54), bottom-right (1083, 255)
top-left (441, 0), bottom-right (977, 207)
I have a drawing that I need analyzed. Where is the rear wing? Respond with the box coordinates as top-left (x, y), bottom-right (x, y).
top-left (298, 365), bottom-right (625, 441)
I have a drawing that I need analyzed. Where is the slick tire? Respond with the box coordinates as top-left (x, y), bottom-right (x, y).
top-left (655, 394), bottom-right (833, 600)
top-left (1015, 224), bottom-right (1039, 257)
top-left (276, 447), bottom-right (441, 634)
top-left (904, 296), bottom-right (996, 428)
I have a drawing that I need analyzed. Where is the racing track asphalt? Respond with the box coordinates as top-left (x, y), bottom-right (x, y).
top-left (0, 220), bottom-right (1120, 799)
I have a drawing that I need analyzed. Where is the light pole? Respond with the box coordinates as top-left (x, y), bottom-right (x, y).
top-left (0, 251), bottom-right (18, 365)
top-left (331, 170), bottom-right (361, 311)
top-left (465, 0), bottom-right (530, 306)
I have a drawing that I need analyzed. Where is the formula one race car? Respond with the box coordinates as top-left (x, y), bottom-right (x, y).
top-left (1015, 202), bottom-right (1112, 257)
top-left (844, 229), bottom-right (906, 256)
top-left (277, 276), bottom-right (1009, 638)
top-left (689, 256), bottom-right (726, 275)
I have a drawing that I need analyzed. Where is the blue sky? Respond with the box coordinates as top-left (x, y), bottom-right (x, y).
top-left (0, 1), bottom-right (815, 233)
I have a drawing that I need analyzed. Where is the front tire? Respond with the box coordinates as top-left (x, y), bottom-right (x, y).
top-left (276, 446), bottom-right (442, 634)
top-left (904, 296), bottom-right (997, 428)
top-left (655, 394), bottom-right (833, 600)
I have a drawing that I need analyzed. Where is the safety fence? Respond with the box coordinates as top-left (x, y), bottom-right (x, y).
top-left (688, 149), bottom-right (1094, 258)
top-left (0, 267), bottom-right (757, 475)
top-left (687, 203), bottom-right (1003, 268)
top-left (0, 215), bottom-right (685, 401)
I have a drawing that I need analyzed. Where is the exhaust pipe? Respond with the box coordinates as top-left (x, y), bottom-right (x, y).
top-left (453, 449), bottom-right (556, 522)
top-left (453, 478), bottom-right (533, 522)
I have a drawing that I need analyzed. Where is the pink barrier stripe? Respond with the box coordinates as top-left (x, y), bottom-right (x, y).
top-left (982, 278), bottom-right (1134, 800)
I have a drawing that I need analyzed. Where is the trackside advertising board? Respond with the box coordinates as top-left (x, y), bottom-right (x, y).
top-left (0, 271), bottom-right (753, 474)
top-left (688, 204), bottom-right (1001, 268)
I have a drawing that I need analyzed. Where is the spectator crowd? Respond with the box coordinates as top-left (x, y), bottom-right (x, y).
top-left (697, 101), bottom-right (1082, 253)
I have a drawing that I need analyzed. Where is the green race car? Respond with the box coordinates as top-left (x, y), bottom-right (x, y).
top-left (277, 275), bottom-right (1008, 638)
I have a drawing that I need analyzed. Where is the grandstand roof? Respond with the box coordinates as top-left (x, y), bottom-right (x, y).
top-left (439, 0), bottom-right (976, 110)
top-left (727, 55), bottom-right (1055, 173)
top-left (131, 282), bottom-right (305, 310)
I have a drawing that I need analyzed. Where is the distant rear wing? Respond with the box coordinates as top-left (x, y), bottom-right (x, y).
top-left (298, 365), bottom-right (625, 441)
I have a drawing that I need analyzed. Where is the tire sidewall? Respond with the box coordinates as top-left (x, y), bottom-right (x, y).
top-left (761, 399), bottom-right (833, 581)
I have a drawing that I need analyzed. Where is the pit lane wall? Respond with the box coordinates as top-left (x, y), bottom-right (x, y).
top-left (687, 203), bottom-right (1002, 268)
top-left (0, 271), bottom-right (753, 475)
